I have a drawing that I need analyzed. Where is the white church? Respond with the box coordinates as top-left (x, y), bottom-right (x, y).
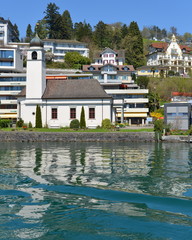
top-left (17, 35), bottom-right (112, 128)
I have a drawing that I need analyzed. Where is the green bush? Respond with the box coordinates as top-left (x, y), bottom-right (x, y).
top-left (70, 119), bottom-right (80, 129)
top-left (102, 118), bottom-right (112, 129)
top-left (0, 119), bottom-right (11, 128)
top-left (28, 121), bottom-right (33, 128)
top-left (154, 119), bottom-right (164, 132)
top-left (16, 118), bottom-right (24, 127)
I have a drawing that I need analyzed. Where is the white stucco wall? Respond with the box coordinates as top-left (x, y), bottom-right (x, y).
top-left (19, 98), bottom-right (112, 128)
top-left (26, 48), bottom-right (46, 99)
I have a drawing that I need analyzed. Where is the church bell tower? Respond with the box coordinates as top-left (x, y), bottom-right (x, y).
top-left (26, 35), bottom-right (46, 99)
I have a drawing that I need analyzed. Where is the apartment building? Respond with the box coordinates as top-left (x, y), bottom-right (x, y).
top-left (0, 17), bottom-right (19, 45)
top-left (43, 39), bottom-right (89, 62)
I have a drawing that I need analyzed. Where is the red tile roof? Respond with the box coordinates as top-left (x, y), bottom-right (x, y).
top-left (150, 42), bottom-right (192, 53)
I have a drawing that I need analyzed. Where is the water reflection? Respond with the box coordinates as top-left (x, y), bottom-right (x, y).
top-left (0, 142), bottom-right (192, 239)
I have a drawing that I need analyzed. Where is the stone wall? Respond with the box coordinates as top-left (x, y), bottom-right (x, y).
top-left (0, 131), bottom-right (155, 142)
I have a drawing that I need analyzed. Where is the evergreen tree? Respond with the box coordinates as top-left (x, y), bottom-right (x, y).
top-left (80, 106), bottom-right (86, 128)
top-left (94, 21), bottom-right (112, 48)
top-left (44, 2), bottom-right (62, 39)
top-left (12, 24), bottom-right (20, 42)
top-left (26, 24), bottom-right (33, 42)
top-left (121, 24), bottom-right (128, 38)
top-left (35, 105), bottom-right (42, 128)
top-left (61, 10), bottom-right (73, 39)
top-left (122, 21), bottom-right (145, 68)
top-left (35, 19), bottom-right (48, 39)
top-left (74, 21), bottom-right (92, 42)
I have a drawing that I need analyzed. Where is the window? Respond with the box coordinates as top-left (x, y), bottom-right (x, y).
top-left (0, 50), bottom-right (14, 59)
top-left (89, 108), bottom-right (95, 119)
top-left (109, 54), bottom-right (114, 57)
top-left (70, 108), bottom-right (76, 119)
top-left (32, 51), bottom-right (37, 60)
top-left (52, 108), bottom-right (57, 119)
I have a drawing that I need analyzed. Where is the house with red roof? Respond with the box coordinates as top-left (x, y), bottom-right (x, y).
top-left (146, 35), bottom-right (192, 75)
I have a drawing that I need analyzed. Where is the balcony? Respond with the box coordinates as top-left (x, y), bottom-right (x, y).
top-left (101, 71), bottom-right (117, 75)
top-left (124, 98), bottom-right (148, 103)
top-left (0, 109), bottom-right (17, 114)
top-left (105, 89), bottom-right (148, 94)
top-left (0, 100), bottom-right (17, 104)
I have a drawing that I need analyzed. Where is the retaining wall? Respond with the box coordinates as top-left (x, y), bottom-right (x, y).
top-left (0, 131), bottom-right (155, 142)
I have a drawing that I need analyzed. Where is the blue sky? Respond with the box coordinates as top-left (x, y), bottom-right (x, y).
top-left (1, 0), bottom-right (192, 38)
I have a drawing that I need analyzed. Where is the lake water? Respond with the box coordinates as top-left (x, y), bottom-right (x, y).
top-left (0, 142), bottom-right (192, 240)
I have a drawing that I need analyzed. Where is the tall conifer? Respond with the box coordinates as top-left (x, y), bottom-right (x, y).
top-left (35, 105), bottom-right (42, 128)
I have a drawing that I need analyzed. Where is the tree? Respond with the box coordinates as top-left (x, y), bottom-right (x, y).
top-left (61, 10), bottom-right (73, 39)
top-left (35, 105), bottom-right (42, 128)
top-left (80, 106), bottom-right (86, 128)
top-left (170, 26), bottom-right (177, 36)
top-left (12, 24), bottom-right (20, 42)
top-left (94, 21), bottom-right (112, 48)
top-left (74, 21), bottom-right (93, 42)
top-left (26, 24), bottom-right (33, 42)
top-left (136, 76), bottom-right (149, 89)
top-left (121, 24), bottom-right (129, 38)
top-left (35, 19), bottom-right (48, 39)
top-left (148, 92), bottom-right (160, 112)
top-left (64, 52), bottom-right (91, 69)
top-left (122, 21), bottom-right (145, 68)
top-left (44, 2), bottom-right (62, 39)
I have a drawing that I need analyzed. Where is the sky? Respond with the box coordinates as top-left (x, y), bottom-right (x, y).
top-left (1, 0), bottom-right (192, 38)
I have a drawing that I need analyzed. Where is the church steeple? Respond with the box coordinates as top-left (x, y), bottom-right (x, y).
top-left (171, 34), bottom-right (177, 42)
top-left (26, 35), bottom-right (46, 99)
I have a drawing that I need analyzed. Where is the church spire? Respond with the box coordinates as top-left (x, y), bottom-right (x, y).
top-left (171, 34), bottom-right (177, 42)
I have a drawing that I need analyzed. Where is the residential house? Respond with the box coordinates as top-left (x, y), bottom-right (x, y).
top-left (83, 48), bottom-right (149, 125)
top-left (146, 35), bottom-right (192, 75)
top-left (93, 48), bottom-right (125, 65)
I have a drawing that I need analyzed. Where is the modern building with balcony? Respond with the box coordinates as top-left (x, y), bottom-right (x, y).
top-left (43, 39), bottom-right (89, 62)
top-left (0, 17), bottom-right (19, 45)
top-left (146, 35), bottom-right (192, 75)
top-left (104, 85), bottom-right (149, 125)
top-left (0, 46), bottom-right (23, 72)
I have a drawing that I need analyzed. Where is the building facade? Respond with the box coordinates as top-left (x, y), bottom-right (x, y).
top-left (0, 17), bottom-right (19, 45)
top-left (18, 36), bottom-right (111, 128)
top-left (43, 39), bottom-right (89, 62)
top-left (164, 103), bottom-right (192, 130)
top-left (147, 35), bottom-right (192, 75)
top-left (83, 48), bottom-right (149, 125)
top-left (93, 48), bottom-right (125, 65)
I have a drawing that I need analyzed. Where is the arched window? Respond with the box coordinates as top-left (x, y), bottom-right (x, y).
top-left (32, 51), bottom-right (37, 60)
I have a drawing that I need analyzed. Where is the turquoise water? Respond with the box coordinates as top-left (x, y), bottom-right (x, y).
top-left (0, 142), bottom-right (192, 240)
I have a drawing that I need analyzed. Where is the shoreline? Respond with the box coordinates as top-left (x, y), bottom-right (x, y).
top-left (0, 131), bottom-right (190, 143)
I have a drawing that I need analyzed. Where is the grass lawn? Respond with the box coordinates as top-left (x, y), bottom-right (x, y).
top-left (0, 127), bottom-right (154, 133)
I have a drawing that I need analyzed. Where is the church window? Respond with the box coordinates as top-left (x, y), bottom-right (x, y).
top-left (52, 108), bottom-right (57, 119)
top-left (70, 108), bottom-right (76, 119)
top-left (89, 108), bottom-right (95, 119)
top-left (32, 51), bottom-right (37, 60)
